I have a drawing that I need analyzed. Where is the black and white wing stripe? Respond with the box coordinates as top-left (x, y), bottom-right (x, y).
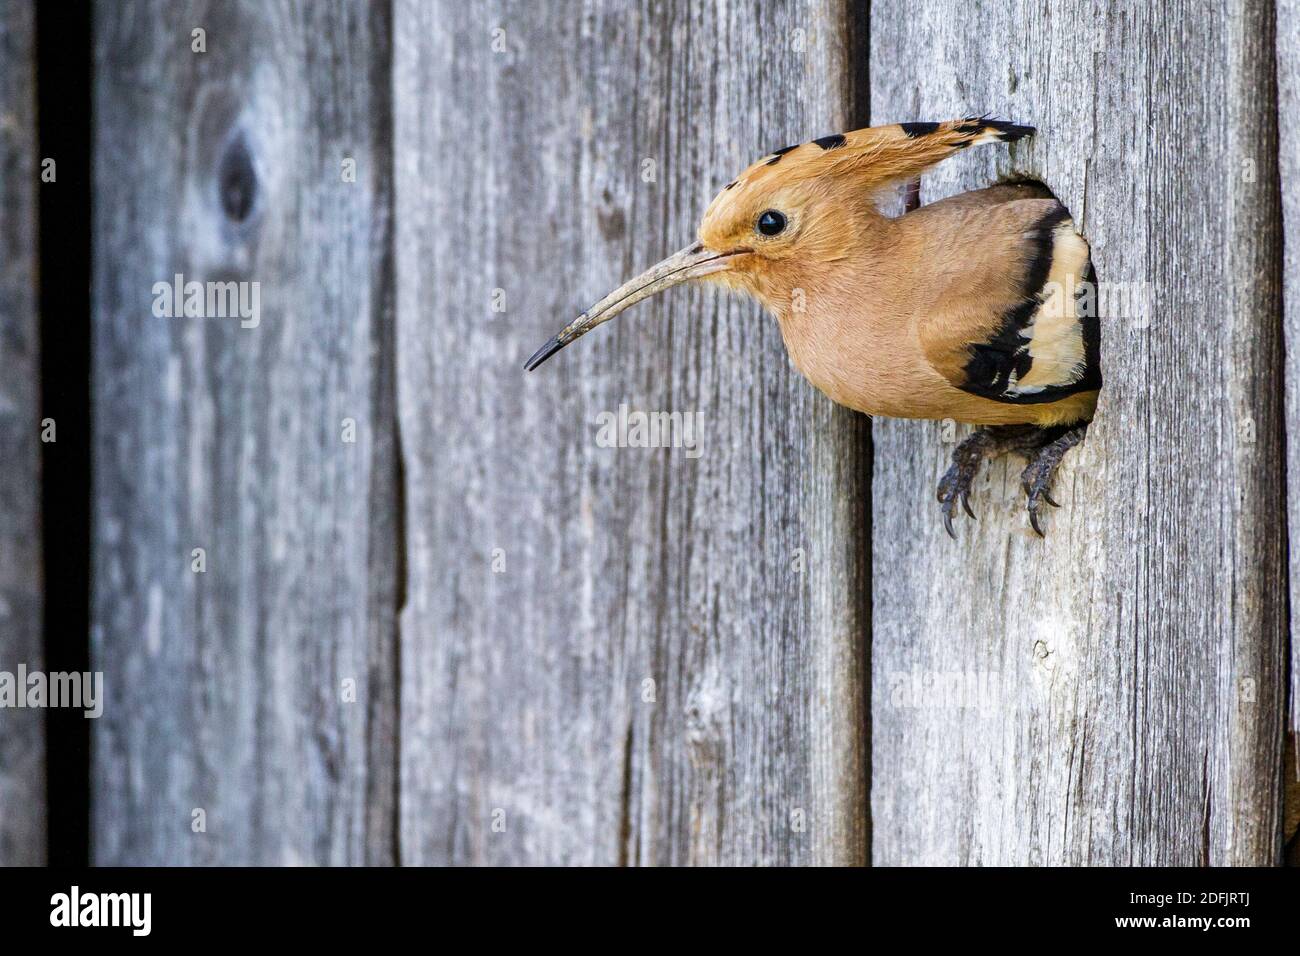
top-left (958, 204), bottom-right (1102, 405)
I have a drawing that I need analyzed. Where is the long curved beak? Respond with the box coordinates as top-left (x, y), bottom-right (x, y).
top-left (525, 242), bottom-right (739, 371)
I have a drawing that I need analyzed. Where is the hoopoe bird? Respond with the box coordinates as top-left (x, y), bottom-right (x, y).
top-left (526, 118), bottom-right (1101, 537)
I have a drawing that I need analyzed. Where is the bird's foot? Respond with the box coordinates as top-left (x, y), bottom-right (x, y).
top-left (1019, 425), bottom-right (1088, 537)
top-left (937, 425), bottom-right (1041, 539)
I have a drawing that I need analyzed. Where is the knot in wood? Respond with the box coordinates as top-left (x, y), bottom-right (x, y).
top-left (218, 133), bottom-right (257, 224)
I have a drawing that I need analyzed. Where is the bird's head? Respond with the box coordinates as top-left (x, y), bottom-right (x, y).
top-left (525, 132), bottom-right (881, 371)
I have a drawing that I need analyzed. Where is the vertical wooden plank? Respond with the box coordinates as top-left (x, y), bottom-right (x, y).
top-left (870, 0), bottom-right (1285, 864)
top-left (1277, 0), bottom-right (1300, 857)
top-left (91, 0), bottom-right (397, 864)
top-left (0, 0), bottom-right (45, 866)
top-left (394, 0), bottom-right (868, 865)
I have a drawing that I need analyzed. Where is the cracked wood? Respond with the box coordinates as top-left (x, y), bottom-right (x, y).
top-left (870, 0), bottom-right (1287, 865)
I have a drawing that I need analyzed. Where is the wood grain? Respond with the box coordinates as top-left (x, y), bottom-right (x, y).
top-left (0, 0), bottom-right (45, 866)
top-left (1277, 0), bottom-right (1300, 856)
top-left (91, 0), bottom-right (398, 864)
top-left (393, 0), bottom-right (869, 865)
top-left (870, 0), bottom-right (1286, 865)
top-left (84, 0), bottom-right (1291, 868)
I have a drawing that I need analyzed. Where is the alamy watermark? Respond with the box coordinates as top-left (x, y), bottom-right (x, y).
top-left (593, 403), bottom-right (704, 459)
top-left (1042, 275), bottom-right (1154, 328)
top-left (0, 664), bottom-right (103, 718)
top-left (887, 669), bottom-right (1001, 711)
top-left (50, 886), bottom-right (150, 936)
top-left (152, 273), bottom-right (260, 328)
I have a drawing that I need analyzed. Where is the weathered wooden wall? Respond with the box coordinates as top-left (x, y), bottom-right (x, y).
top-left (77, 0), bottom-right (1296, 866)
top-left (1278, 0), bottom-right (1300, 858)
top-left (0, 0), bottom-right (44, 866)
top-left (871, 0), bottom-right (1288, 865)
top-left (392, 0), bottom-right (869, 865)
top-left (91, 0), bottom-right (398, 864)
top-left (87, 0), bottom-right (871, 869)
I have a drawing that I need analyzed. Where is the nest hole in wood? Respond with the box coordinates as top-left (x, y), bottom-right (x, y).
top-left (993, 175), bottom-right (1057, 202)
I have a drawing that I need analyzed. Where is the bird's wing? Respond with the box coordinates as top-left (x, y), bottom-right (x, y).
top-left (913, 195), bottom-right (1102, 405)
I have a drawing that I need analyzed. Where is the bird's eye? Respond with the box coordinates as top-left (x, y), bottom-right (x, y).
top-left (757, 210), bottom-right (787, 237)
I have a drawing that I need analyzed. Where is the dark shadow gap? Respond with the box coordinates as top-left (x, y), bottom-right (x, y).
top-left (844, 0), bottom-right (872, 867)
top-left (360, 0), bottom-right (402, 867)
top-left (1266, 7), bottom-right (1296, 866)
top-left (36, 0), bottom-right (93, 867)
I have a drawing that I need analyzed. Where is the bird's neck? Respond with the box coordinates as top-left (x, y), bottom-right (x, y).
top-left (762, 217), bottom-right (899, 322)
top-left (758, 213), bottom-right (905, 409)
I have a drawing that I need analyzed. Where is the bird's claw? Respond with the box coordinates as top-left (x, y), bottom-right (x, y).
top-left (934, 423), bottom-right (1084, 539)
top-left (935, 424), bottom-right (1078, 539)
top-left (1021, 471), bottom-right (1050, 536)
top-left (936, 454), bottom-right (981, 539)
top-left (1020, 434), bottom-right (1079, 536)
